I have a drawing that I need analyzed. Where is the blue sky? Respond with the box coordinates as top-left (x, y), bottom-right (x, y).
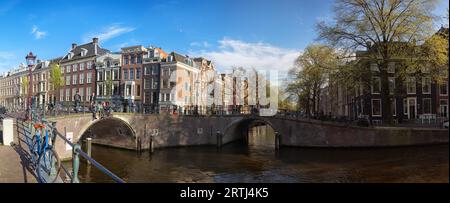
top-left (0, 0), bottom-right (448, 74)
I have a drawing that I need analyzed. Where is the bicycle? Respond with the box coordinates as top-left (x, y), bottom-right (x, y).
top-left (30, 122), bottom-right (62, 183)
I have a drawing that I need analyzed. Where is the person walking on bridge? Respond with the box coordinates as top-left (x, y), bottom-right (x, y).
top-left (89, 93), bottom-right (97, 120)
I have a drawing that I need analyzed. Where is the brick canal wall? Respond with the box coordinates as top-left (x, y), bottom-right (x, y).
top-left (47, 114), bottom-right (449, 160)
top-left (262, 117), bottom-right (449, 147)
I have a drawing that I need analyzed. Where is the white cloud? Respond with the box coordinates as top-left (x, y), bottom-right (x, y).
top-left (31, 25), bottom-right (47, 39)
top-left (190, 41), bottom-right (210, 47)
top-left (83, 24), bottom-right (135, 43)
top-left (189, 38), bottom-right (300, 76)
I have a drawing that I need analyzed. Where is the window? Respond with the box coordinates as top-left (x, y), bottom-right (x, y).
top-left (137, 54), bottom-right (142, 64)
top-left (403, 99), bottom-right (408, 116)
top-left (372, 99), bottom-right (382, 116)
top-left (60, 89), bottom-right (64, 101)
top-left (124, 56), bottom-right (129, 65)
top-left (136, 68), bottom-right (141, 79)
top-left (87, 72), bottom-right (92, 84)
top-left (79, 88), bottom-right (84, 101)
top-left (439, 81), bottom-right (448, 95)
top-left (87, 61), bottom-right (92, 69)
top-left (440, 100), bottom-right (448, 118)
top-left (86, 87), bottom-right (91, 100)
top-left (66, 89), bottom-right (70, 101)
top-left (97, 84), bottom-right (103, 96)
top-left (371, 77), bottom-right (381, 94)
top-left (144, 79), bottom-right (151, 89)
top-left (422, 77), bottom-right (431, 94)
top-left (391, 99), bottom-right (396, 116)
top-left (162, 79), bottom-right (167, 89)
top-left (72, 65), bottom-right (77, 72)
top-left (80, 63), bottom-right (85, 71)
top-left (66, 76), bottom-right (70, 85)
top-left (131, 55), bottom-right (136, 64)
top-left (97, 71), bottom-right (104, 81)
top-left (79, 74), bottom-right (84, 84)
top-left (153, 80), bottom-right (158, 89)
top-left (388, 77), bottom-right (395, 94)
top-left (152, 66), bottom-right (158, 75)
top-left (123, 70), bottom-right (128, 80)
top-left (387, 62), bottom-right (395, 73)
top-left (145, 67), bottom-right (151, 75)
top-left (406, 77), bottom-right (416, 94)
top-left (113, 69), bottom-right (120, 80)
top-left (130, 69), bottom-right (134, 80)
top-left (423, 98), bottom-right (432, 114)
top-left (72, 75), bottom-right (77, 85)
top-left (166, 93), bottom-right (171, 102)
top-left (370, 63), bottom-right (379, 72)
top-left (136, 85), bottom-right (141, 96)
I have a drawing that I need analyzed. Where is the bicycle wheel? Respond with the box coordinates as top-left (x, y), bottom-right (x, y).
top-left (37, 148), bottom-right (62, 183)
top-left (30, 134), bottom-right (40, 165)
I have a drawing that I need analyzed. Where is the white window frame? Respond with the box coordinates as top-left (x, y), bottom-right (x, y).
top-left (388, 77), bottom-right (395, 95)
top-left (387, 62), bottom-right (395, 73)
top-left (422, 98), bottom-right (432, 115)
top-left (439, 81), bottom-right (448, 96)
top-left (406, 77), bottom-right (416, 94)
top-left (422, 77), bottom-right (431, 94)
top-left (371, 77), bottom-right (381, 94)
top-left (372, 99), bottom-right (382, 117)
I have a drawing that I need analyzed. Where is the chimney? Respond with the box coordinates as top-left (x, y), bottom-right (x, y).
top-left (72, 43), bottom-right (77, 49)
top-left (93, 38), bottom-right (99, 55)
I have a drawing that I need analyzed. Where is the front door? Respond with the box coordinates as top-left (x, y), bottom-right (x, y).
top-left (407, 98), bottom-right (417, 119)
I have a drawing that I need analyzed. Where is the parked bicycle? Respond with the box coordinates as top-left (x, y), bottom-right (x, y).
top-left (28, 122), bottom-right (62, 183)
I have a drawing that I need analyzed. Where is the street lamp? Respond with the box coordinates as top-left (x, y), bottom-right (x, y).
top-left (26, 52), bottom-right (36, 119)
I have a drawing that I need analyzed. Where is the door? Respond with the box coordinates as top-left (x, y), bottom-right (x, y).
top-left (407, 98), bottom-right (417, 119)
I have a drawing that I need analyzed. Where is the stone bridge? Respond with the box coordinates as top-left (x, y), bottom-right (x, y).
top-left (46, 113), bottom-right (449, 160)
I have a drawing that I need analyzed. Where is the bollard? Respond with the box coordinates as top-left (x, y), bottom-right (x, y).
top-left (72, 144), bottom-right (81, 183)
top-left (275, 131), bottom-right (280, 150)
top-left (150, 135), bottom-right (154, 153)
top-left (2, 118), bottom-right (14, 146)
top-left (86, 138), bottom-right (92, 165)
top-left (216, 131), bottom-right (222, 148)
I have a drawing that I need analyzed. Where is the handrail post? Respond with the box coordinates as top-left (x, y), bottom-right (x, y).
top-left (86, 138), bottom-right (92, 165)
top-left (71, 144), bottom-right (81, 183)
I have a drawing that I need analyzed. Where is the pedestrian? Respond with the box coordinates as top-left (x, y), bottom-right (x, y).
top-left (90, 93), bottom-right (97, 120)
top-left (74, 91), bottom-right (81, 113)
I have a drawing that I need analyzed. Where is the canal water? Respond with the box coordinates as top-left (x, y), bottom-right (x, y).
top-left (74, 126), bottom-right (449, 183)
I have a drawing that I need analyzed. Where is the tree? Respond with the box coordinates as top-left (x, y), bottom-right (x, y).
top-left (288, 44), bottom-right (341, 117)
top-left (317, 0), bottom-right (448, 125)
top-left (105, 74), bottom-right (113, 98)
top-left (21, 76), bottom-right (29, 103)
top-left (49, 63), bottom-right (64, 103)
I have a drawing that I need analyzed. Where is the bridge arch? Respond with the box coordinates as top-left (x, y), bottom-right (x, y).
top-left (78, 116), bottom-right (137, 149)
top-left (222, 117), bottom-right (278, 146)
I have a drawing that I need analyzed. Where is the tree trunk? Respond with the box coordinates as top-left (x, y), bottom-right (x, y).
top-left (380, 65), bottom-right (393, 126)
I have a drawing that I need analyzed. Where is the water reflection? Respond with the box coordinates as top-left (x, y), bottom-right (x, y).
top-left (71, 125), bottom-right (448, 183)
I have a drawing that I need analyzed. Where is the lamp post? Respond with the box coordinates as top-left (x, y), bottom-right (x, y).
top-left (26, 52), bottom-right (36, 120)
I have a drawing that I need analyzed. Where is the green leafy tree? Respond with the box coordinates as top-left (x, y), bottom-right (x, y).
top-left (105, 74), bottom-right (113, 98)
top-left (49, 63), bottom-right (64, 102)
top-left (288, 44), bottom-right (341, 116)
top-left (21, 76), bottom-right (29, 100)
top-left (317, 0), bottom-right (448, 125)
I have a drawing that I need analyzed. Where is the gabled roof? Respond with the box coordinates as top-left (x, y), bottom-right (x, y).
top-left (61, 42), bottom-right (110, 63)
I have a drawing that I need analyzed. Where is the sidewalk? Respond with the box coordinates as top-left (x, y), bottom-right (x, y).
top-left (0, 116), bottom-right (38, 183)
top-left (0, 145), bottom-right (37, 183)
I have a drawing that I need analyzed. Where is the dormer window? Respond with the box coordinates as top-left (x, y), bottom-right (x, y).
top-left (67, 52), bottom-right (74, 59)
top-left (81, 48), bottom-right (88, 57)
top-left (167, 55), bottom-right (173, 62)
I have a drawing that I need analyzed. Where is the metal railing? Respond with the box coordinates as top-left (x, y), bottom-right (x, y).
top-left (27, 109), bottom-right (125, 183)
